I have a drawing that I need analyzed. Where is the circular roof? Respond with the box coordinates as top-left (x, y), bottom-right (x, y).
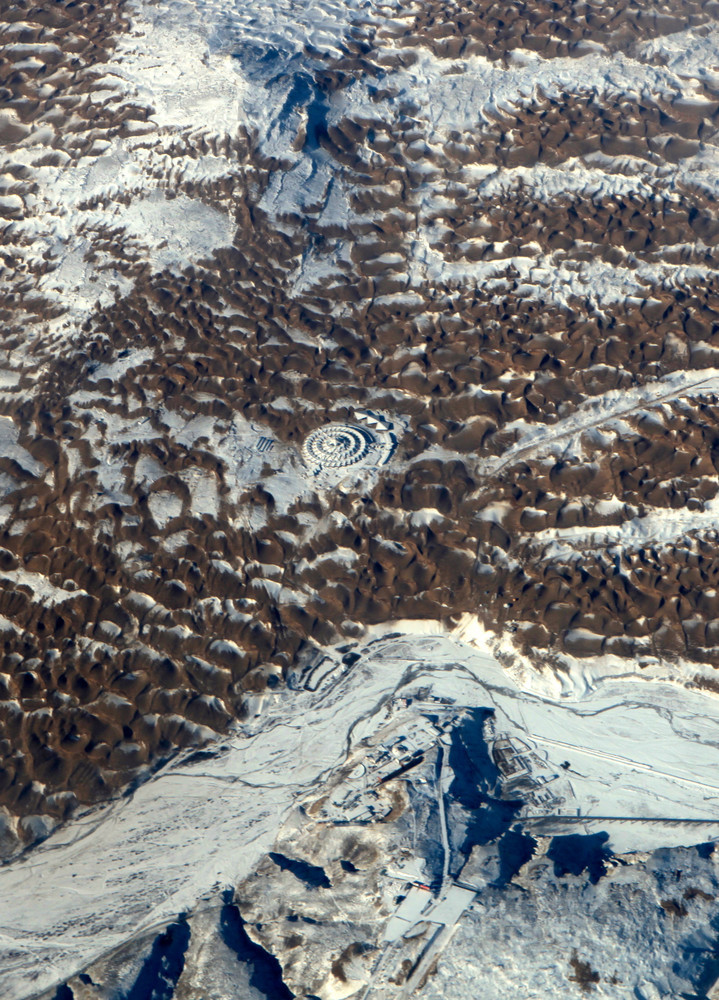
top-left (302, 423), bottom-right (375, 469)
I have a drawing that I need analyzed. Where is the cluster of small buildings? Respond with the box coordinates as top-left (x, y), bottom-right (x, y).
top-left (491, 735), bottom-right (568, 811)
top-left (317, 712), bottom-right (454, 824)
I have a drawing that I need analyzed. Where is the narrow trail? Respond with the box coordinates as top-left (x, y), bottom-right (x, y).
top-left (532, 734), bottom-right (719, 797)
top-left (483, 369), bottom-right (719, 479)
top-left (437, 743), bottom-right (451, 895)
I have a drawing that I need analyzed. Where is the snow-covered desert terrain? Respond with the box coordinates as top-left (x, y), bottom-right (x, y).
top-left (5, 627), bottom-right (719, 998)
top-left (4, 0), bottom-right (719, 995)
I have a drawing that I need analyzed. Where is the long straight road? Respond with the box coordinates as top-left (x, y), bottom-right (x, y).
top-left (436, 743), bottom-right (452, 894)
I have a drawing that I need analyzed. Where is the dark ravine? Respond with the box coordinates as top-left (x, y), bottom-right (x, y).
top-left (52, 987), bottom-right (74, 1000)
top-left (547, 832), bottom-right (614, 885)
top-left (121, 920), bottom-right (191, 1000)
top-left (269, 852), bottom-right (333, 890)
top-left (220, 895), bottom-right (294, 1000)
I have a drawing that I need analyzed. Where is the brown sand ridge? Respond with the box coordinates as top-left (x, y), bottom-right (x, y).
top-left (2, 0), bottom-right (719, 849)
top-left (375, 0), bottom-right (718, 62)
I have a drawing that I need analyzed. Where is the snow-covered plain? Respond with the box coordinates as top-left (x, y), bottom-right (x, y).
top-left (3, 629), bottom-right (719, 999)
